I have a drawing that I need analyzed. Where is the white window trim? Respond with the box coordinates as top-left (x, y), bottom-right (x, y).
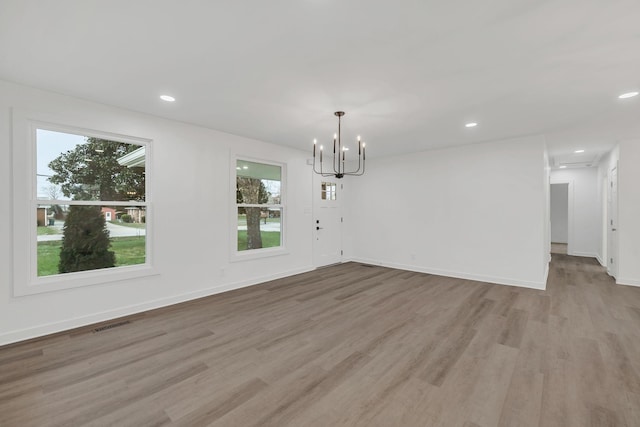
top-left (230, 155), bottom-right (288, 262)
top-left (12, 109), bottom-right (157, 297)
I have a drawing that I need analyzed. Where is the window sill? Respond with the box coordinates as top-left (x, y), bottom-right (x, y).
top-left (14, 264), bottom-right (159, 297)
top-left (231, 247), bottom-right (290, 262)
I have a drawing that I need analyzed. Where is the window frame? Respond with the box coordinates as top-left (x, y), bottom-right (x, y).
top-left (231, 155), bottom-right (287, 261)
top-left (12, 112), bottom-right (157, 297)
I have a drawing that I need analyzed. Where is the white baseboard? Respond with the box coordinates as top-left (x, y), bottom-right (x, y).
top-left (348, 257), bottom-right (546, 290)
top-left (596, 254), bottom-right (606, 267)
top-left (0, 265), bottom-right (314, 347)
top-left (617, 278), bottom-right (640, 288)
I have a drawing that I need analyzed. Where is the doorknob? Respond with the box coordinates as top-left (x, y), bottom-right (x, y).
top-left (612, 228), bottom-right (617, 231)
top-left (316, 226), bottom-right (323, 230)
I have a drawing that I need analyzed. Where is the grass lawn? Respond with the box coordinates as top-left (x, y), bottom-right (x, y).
top-left (237, 231), bottom-right (281, 251)
top-left (109, 221), bottom-right (146, 229)
top-left (37, 226), bottom-right (60, 236)
top-left (37, 236), bottom-right (146, 277)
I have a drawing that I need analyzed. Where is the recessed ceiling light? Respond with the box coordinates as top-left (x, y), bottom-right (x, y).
top-left (160, 95), bottom-right (176, 102)
top-left (574, 149), bottom-right (585, 153)
top-left (465, 122), bottom-right (478, 128)
top-left (559, 165), bottom-right (567, 169)
top-left (618, 91), bottom-right (638, 99)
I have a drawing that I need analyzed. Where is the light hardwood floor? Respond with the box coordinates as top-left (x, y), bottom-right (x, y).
top-left (2, 255), bottom-right (640, 426)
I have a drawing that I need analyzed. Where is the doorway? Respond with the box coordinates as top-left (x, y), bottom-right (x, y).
top-left (550, 182), bottom-right (570, 254)
top-left (312, 175), bottom-right (342, 267)
top-left (607, 166), bottom-right (618, 278)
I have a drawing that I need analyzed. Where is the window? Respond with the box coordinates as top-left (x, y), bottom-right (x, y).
top-left (12, 114), bottom-right (154, 296)
top-left (321, 182), bottom-right (337, 200)
top-left (235, 159), bottom-right (283, 253)
top-left (35, 128), bottom-right (148, 276)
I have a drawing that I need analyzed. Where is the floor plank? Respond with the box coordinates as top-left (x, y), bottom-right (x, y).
top-left (1, 255), bottom-right (638, 426)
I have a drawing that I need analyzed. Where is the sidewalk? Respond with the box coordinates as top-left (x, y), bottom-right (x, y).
top-left (37, 221), bottom-right (146, 242)
top-left (237, 222), bottom-right (281, 232)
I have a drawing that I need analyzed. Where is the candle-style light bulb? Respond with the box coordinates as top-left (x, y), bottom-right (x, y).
top-left (333, 133), bottom-right (337, 153)
top-left (357, 135), bottom-right (361, 141)
top-left (320, 145), bottom-right (323, 162)
top-left (362, 142), bottom-right (366, 160)
top-left (313, 139), bottom-right (317, 157)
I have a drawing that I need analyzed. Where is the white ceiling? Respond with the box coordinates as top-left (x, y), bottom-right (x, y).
top-left (1, 0), bottom-right (639, 162)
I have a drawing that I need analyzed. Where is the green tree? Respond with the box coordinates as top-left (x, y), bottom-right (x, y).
top-left (237, 177), bottom-right (268, 249)
top-left (48, 137), bottom-right (144, 272)
top-left (48, 137), bottom-right (145, 201)
top-left (58, 205), bottom-right (115, 273)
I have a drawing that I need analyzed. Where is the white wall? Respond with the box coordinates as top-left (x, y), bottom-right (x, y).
top-left (346, 136), bottom-right (549, 289)
top-left (550, 183), bottom-right (569, 243)
top-left (617, 140), bottom-right (640, 286)
top-left (0, 80), bottom-right (314, 345)
top-left (550, 168), bottom-right (600, 258)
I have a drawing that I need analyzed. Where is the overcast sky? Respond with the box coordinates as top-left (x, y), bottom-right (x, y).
top-left (36, 129), bottom-right (84, 200)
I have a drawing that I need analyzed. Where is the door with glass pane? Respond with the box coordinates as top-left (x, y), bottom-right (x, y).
top-left (313, 175), bottom-right (342, 267)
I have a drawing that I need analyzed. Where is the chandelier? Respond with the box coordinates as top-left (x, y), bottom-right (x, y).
top-left (312, 111), bottom-right (365, 178)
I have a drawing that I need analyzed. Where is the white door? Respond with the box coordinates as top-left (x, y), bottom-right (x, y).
top-left (313, 175), bottom-right (342, 267)
top-left (601, 175), bottom-right (608, 266)
top-left (608, 166), bottom-right (618, 278)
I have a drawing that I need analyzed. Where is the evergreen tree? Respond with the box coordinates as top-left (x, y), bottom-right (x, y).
top-left (58, 205), bottom-right (116, 273)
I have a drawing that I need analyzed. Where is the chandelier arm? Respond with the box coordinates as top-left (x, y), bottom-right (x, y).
top-left (331, 134), bottom-right (340, 174)
top-left (313, 155), bottom-right (331, 176)
top-left (334, 116), bottom-right (344, 174)
top-left (341, 149), bottom-right (362, 175)
top-left (333, 135), bottom-right (341, 175)
top-left (347, 150), bottom-right (362, 174)
top-left (312, 160), bottom-right (322, 175)
top-left (344, 154), bottom-right (366, 176)
top-left (358, 158), bottom-right (366, 175)
top-left (350, 160), bottom-right (366, 176)
top-left (314, 156), bottom-right (340, 177)
top-left (338, 114), bottom-right (342, 175)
